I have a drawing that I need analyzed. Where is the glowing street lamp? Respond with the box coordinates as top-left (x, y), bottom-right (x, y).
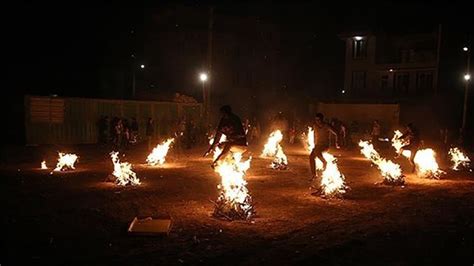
top-left (140, 64), bottom-right (145, 69)
top-left (464, 74), bottom-right (471, 81)
top-left (461, 44), bottom-right (470, 140)
top-left (200, 73), bottom-right (208, 82)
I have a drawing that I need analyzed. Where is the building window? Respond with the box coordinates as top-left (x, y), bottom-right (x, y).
top-left (352, 38), bottom-right (367, 59)
top-left (416, 71), bottom-right (433, 94)
top-left (352, 71), bottom-right (366, 90)
top-left (394, 72), bottom-right (410, 95)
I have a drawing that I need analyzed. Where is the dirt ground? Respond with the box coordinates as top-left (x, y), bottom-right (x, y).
top-left (1, 142), bottom-right (473, 265)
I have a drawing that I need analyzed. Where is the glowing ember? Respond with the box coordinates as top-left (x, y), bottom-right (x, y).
top-left (358, 140), bottom-right (404, 185)
top-left (41, 161), bottom-right (48, 169)
top-left (53, 153), bottom-right (78, 171)
top-left (391, 130), bottom-right (411, 158)
top-left (146, 138), bottom-right (174, 166)
top-left (449, 147), bottom-right (471, 170)
top-left (110, 151), bottom-right (140, 186)
top-left (209, 134), bottom-right (227, 160)
top-left (315, 152), bottom-right (347, 197)
top-left (213, 152), bottom-right (254, 220)
top-left (306, 126), bottom-right (315, 152)
top-left (413, 148), bottom-right (445, 179)
top-left (262, 130), bottom-right (284, 157)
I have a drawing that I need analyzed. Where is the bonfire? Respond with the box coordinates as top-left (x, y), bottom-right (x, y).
top-left (146, 138), bottom-right (174, 166)
top-left (110, 151), bottom-right (140, 186)
top-left (213, 152), bottom-right (254, 220)
top-left (391, 130), bottom-right (411, 158)
top-left (358, 140), bottom-right (405, 185)
top-left (41, 161), bottom-right (48, 169)
top-left (315, 152), bottom-right (347, 197)
top-left (262, 130), bottom-right (288, 169)
top-left (413, 148), bottom-right (445, 179)
top-left (271, 145), bottom-right (288, 170)
top-left (53, 152), bottom-right (78, 172)
top-left (448, 147), bottom-right (471, 171)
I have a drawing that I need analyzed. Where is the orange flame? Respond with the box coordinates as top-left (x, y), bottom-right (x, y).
top-left (413, 148), bottom-right (444, 179)
top-left (449, 147), bottom-right (471, 170)
top-left (359, 140), bottom-right (404, 184)
top-left (53, 152), bottom-right (78, 171)
top-left (110, 151), bottom-right (140, 186)
top-left (146, 138), bottom-right (174, 166)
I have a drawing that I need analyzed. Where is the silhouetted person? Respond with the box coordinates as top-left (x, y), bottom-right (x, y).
top-left (398, 123), bottom-right (421, 172)
top-left (130, 117), bottom-right (139, 144)
top-left (371, 120), bottom-right (381, 148)
top-left (146, 118), bottom-right (154, 150)
top-left (309, 113), bottom-right (339, 180)
top-left (205, 105), bottom-right (247, 168)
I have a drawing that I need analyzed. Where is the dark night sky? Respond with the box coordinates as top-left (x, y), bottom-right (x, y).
top-left (3, 1), bottom-right (474, 142)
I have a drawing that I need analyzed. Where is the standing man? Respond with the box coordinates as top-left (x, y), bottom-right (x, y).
top-left (204, 105), bottom-right (247, 168)
top-left (309, 113), bottom-right (339, 180)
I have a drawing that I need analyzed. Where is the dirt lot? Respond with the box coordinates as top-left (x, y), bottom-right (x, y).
top-left (1, 143), bottom-right (473, 265)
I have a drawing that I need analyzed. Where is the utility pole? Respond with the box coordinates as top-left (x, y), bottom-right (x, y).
top-left (461, 44), bottom-right (471, 132)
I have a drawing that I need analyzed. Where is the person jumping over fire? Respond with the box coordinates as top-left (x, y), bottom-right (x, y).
top-left (204, 105), bottom-right (248, 168)
top-left (397, 123), bottom-right (421, 172)
top-left (309, 113), bottom-right (339, 180)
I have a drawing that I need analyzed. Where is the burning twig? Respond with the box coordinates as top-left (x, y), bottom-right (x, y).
top-left (208, 134), bottom-right (227, 161)
top-left (146, 138), bottom-right (174, 166)
top-left (448, 147), bottom-right (471, 171)
top-left (41, 161), bottom-right (48, 169)
top-left (110, 151), bottom-right (140, 186)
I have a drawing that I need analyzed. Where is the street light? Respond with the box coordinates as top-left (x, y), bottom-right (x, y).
top-left (199, 72), bottom-right (209, 125)
top-left (140, 64), bottom-right (145, 69)
top-left (200, 73), bottom-right (208, 82)
top-left (464, 74), bottom-right (471, 81)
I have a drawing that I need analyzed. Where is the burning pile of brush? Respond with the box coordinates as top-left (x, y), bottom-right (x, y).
top-left (413, 149), bottom-right (445, 179)
top-left (390, 131), bottom-right (445, 179)
top-left (315, 152), bottom-right (348, 198)
top-left (146, 138), bottom-right (174, 166)
top-left (262, 130), bottom-right (288, 170)
top-left (53, 152), bottom-right (78, 172)
top-left (212, 152), bottom-right (254, 220)
top-left (359, 140), bottom-right (405, 185)
top-left (110, 151), bottom-right (140, 186)
top-left (449, 147), bottom-right (471, 171)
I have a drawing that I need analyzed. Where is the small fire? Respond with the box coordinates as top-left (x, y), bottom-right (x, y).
top-left (213, 152), bottom-right (254, 220)
top-left (413, 148), bottom-right (445, 179)
top-left (315, 152), bottom-right (347, 197)
top-left (146, 138), bottom-right (174, 166)
top-left (110, 151), bottom-right (140, 186)
top-left (271, 145), bottom-right (288, 170)
top-left (41, 161), bottom-right (48, 169)
top-left (262, 130), bottom-right (284, 157)
top-left (391, 130), bottom-right (411, 158)
top-left (358, 140), bottom-right (404, 185)
top-left (209, 134), bottom-right (227, 160)
top-left (449, 147), bottom-right (471, 170)
top-left (261, 130), bottom-right (288, 169)
top-left (306, 126), bottom-right (315, 152)
top-left (54, 152), bottom-right (78, 172)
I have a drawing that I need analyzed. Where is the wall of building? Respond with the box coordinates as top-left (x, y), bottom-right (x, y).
top-left (24, 96), bottom-right (203, 145)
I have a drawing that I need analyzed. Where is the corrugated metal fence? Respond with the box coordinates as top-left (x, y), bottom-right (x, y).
top-left (25, 95), bottom-right (203, 145)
